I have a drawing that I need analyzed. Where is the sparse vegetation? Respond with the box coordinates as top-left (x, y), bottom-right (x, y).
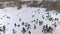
top-left (40, 1), bottom-right (60, 12)
top-left (18, 2), bottom-right (23, 9)
top-left (27, 1), bottom-right (60, 12)
top-left (27, 2), bottom-right (41, 7)
top-left (18, 1), bottom-right (60, 12)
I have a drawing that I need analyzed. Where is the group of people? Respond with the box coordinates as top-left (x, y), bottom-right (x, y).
top-left (21, 27), bottom-right (31, 34)
top-left (12, 8), bottom-right (58, 34)
top-left (42, 24), bottom-right (53, 34)
top-left (20, 18), bottom-right (44, 34)
top-left (42, 23), bottom-right (57, 34)
top-left (12, 9), bottom-right (58, 34)
top-left (0, 25), bottom-right (6, 34)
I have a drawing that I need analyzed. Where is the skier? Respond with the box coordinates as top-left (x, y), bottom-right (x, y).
top-left (42, 15), bottom-right (45, 19)
top-left (32, 15), bottom-right (35, 17)
top-left (3, 25), bottom-right (6, 34)
top-left (55, 18), bottom-right (59, 21)
top-left (54, 22), bottom-right (57, 27)
top-left (28, 31), bottom-right (31, 34)
top-left (56, 13), bottom-right (58, 15)
top-left (13, 29), bottom-right (16, 34)
top-left (19, 18), bottom-right (21, 21)
top-left (28, 24), bottom-right (31, 29)
top-left (47, 26), bottom-right (53, 34)
top-left (35, 19), bottom-right (38, 24)
top-left (45, 24), bottom-right (48, 34)
top-left (18, 25), bottom-right (20, 27)
top-left (49, 18), bottom-right (53, 21)
top-left (52, 22), bottom-right (57, 30)
top-left (42, 25), bottom-right (47, 34)
top-left (21, 27), bottom-right (26, 34)
top-left (22, 22), bottom-right (24, 25)
top-left (27, 24), bottom-right (31, 31)
top-left (27, 26), bottom-right (30, 31)
top-left (14, 23), bottom-right (17, 27)
top-left (34, 24), bottom-right (36, 30)
top-left (42, 25), bottom-right (46, 32)
top-left (39, 20), bottom-right (43, 25)
top-left (33, 19), bottom-right (35, 22)
top-left (46, 24), bottom-right (48, 29)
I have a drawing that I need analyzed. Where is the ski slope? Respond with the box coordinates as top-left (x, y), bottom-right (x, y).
top-left (0, 6), bottom-right (60, 34)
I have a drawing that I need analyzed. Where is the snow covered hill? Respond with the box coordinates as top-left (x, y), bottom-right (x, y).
top-left (0, 6), bottom-right (60, 34)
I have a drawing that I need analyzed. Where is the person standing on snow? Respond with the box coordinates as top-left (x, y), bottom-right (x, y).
top-left (46, 24), bottom-right (48, 29)
top-left (47, 26), bottom-right (53, 34)
top-left (13, 29), bottom-right (16, 34)
top-left (22, 22), bottom-right (24, 25)
top-left (21, 27), bottom-right (26, 34)
top-left (35, 19), bottom-right (38, 24)
top-left (3, 25), bottom-right (6, 34)
top-left (39, 20), bottom-right (43, 25)
top-left (28, 31), bottom-right (31, 34)
top-left (14, 23), bottom-right (17, 27)
top-left (34, 24), bottom-right (36, 30)
top-left (42, 25), bottom-right (46, 32)
top-left (42, 25), bottom-right (47, 34)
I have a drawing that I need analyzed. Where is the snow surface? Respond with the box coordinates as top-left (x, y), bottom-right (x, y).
top-left (0, 6), bottom-right (60, 34)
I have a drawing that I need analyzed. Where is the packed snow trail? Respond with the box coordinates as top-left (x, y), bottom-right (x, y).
top-left (0, 6), bottom-right (60, 34)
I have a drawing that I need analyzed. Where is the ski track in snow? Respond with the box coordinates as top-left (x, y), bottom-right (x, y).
top-left (0, 6), bottom-right (60, 34)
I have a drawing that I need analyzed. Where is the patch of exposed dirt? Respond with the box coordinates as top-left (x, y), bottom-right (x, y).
top-left (27, 1), bottom-right (60, 12)
top-left (18, 1), bottom-right (60, 12)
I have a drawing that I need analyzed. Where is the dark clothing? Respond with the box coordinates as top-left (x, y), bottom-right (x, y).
top-left (14, 23), bottom-right (17, 27)
top-left (22, 22), bottom-right (24, 25)
top-left (42, 25), bottom-right (53, 33)
top-left (46, 24), bottom-right (48, 29)
top-left (22, 27), bottom-right (26, 34)
top-left (13, 29), bottom-right (16, 34)
top-left (3, 26), bottom-right (6, 33)
top-left (34, 24), bottom-right (36, 29)
top-left (29, 31), bottom-right (31, 34)
top-left (18, 25), bottom-right (20, 27)
top-left (47, 26), bottom-right (53, 33)
top-left (39, 21), bottom-right (43, 25)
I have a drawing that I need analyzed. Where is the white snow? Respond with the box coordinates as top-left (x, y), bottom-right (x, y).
top-left (0, 6), bottom-right (60, 34)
